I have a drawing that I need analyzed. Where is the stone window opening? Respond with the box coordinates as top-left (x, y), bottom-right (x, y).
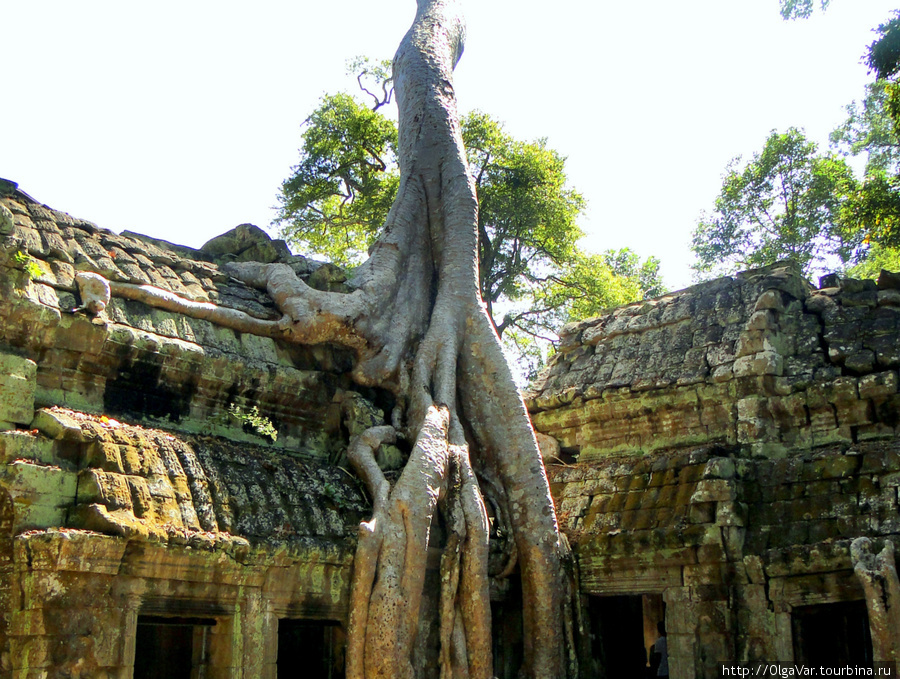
top-left (276, 618), bottom-right (345, 678)
top-left (133, 615), bottom-right (216, 679)
top-left (791, 600), bottom-right (873, 667)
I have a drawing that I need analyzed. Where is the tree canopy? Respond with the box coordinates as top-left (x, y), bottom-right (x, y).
top-left (692, 128), bottom-right (861, 279)
top-left (831, 81), bottom-right (900, 176)
top-left (867, 11), bottom-right (900, 81)
top-left (779, 0), bottom-right (831, 20)
top-left (277, 92), bottom-right (399, 265)
top-left (828, 15), bottom-right (900, 256)
top-left (276, 68), bottom-right (664, 376)
top-left (691, 3), bottom-right (900, 282)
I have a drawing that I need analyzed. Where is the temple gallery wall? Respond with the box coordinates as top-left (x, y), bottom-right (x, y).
top-left (0, 179), bottom-right (899, 677)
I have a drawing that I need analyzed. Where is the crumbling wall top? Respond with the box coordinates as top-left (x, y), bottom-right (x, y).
top-left (529, 262), bottom-right (900, 460)
top-left (0, 183), bottom-right (368, 457)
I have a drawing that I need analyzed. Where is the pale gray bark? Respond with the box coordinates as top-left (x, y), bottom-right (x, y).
top-left (851, 537), bottom-right (900, 663)
top-left (95, 0), bottom-right (573, 675)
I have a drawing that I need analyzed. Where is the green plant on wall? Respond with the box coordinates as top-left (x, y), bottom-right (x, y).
top-left (322, 480), bottom-right (352, 510)
top-left (12, 250), bottom-right (42, 281)
top-left (227, 404), bottom-right (278, 443)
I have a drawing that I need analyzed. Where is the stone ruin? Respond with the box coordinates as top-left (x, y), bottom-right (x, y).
top-left (529, 257), bottom-right (900, 675)
top-left (0, 177), bottom-right (898, 677)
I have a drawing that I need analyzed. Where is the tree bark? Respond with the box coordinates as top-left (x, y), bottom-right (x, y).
top-left (851, 537), bottom-right (900, 664)
top-left (94, 1), bottom-right (573, 676)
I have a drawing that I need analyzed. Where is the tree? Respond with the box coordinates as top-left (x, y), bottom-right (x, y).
top-left (831, 81), bottom-right (900, 176)
top-left (103, 1), bottom-right (575, 676)
top-left (603, 247), bottom-right (666, 299)
top-left (692, 128), bottom-right (861, 279)
top-left (502, 249), bottom-right (664, 381)
top-left (463, 111), bottom-right (584, 335)
top-left (866, 11), bottom-right (900, 81)
top-left (277, 92), bottom-right (399, 265)
top-left (829, 32), bottom-right (900, 257)
top-left (842, 173), bottom-right (900, 251)
top-left (778, 5), bottom-right (900, 266)
top-left (847, 241), bottom-right (900, 278)
top-left (779, 0), bottom-right (830, 20)
top-left (276, 70), bottom-right (663, 374)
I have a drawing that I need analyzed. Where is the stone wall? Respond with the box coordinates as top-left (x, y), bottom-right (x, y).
top-left (530, 262), bottom-right (900, 677)
top-left (0, 184), bottom-right (366, 460)
top-left (548, 441), bottom-right (899, 675)
top-left (0, 406), bottom-right (365, 676)
top-left (529, 262), bottom-right (900, 460)
top-left (0, 184), bottom-right (387, 678)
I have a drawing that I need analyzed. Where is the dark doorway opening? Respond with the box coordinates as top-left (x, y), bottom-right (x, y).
top-left (277, 619), bottom-right (345, 678)
top-left (491, 577), bottom-right (524, 679)
top-left (588, 594), bottom-right (666, 678)
top-left (792, 600), bottom-right (872, 667)
top-left (133, 616), bottom-right (214, 679)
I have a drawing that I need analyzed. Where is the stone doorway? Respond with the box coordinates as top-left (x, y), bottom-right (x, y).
top-left (588, 593), bottom-right (666, 678)
top-left (792, 600), bottom-right (873, 667)
top-left (133, 616), bottom-right (215, 679)
top-left (276, 619), bottom-right (345, 678)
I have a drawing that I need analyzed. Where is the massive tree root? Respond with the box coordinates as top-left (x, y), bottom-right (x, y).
top-left (851, 538), bottom-right (900, 663)
top-left (93, 1), bottom-right (575, 676)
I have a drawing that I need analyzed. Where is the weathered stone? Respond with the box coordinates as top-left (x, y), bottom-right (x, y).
top-left (845, 350), bottom-right (876, 373)
top-left (0, 204), bottom-right (14, 236)
top-left (819, 272), bottom-right (841, 289)
top-left (5, 184), bottom-right (900, 679)
top-left (859, 371), bottom-right (899, 401)
top-left (877, 269), bottom-right (900, 290)
top-left (307, 262), bottom-right (350, 293)
top-left (690, 479), bottom-right (734, 503)
top-left (733, 351), bottom-right (783, 377)
top-left (0, 353), bottom-right (36, 425)
top-left (201, 223), bottom-right (279, 259)
top-left (842, 277), bottom-right (877, 294)
top-left (535, 431), bottom-right (561, 461)
top-left (747, 310), bottom-right (777, 331)
top-left (843, 290), bottom-right (879, 308)
top-left (877, 289), bottom-right (900, 306)
top-left (702, 458), bottom-right (736, 480)
top-left (754, 289), bottom-right (785, 312)
top-left (30, 408), bottom-right (84, 442)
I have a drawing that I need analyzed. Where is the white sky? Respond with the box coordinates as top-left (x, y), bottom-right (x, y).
top-left (3, 0), bottom-right (897, 291)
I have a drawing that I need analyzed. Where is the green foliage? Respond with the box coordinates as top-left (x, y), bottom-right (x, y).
top-left (463, 111), bottom-right (586, 331)
top-left (841, 172), bottom-right (900, 250)
top-left (831, 81), bottom-right (900, 175)
top-left (500, 249), bottom-right (665, 381)
top-left (276, 63), bottom-right (666, 377)
top-left (779, 0), bottom-right (830, 20)
top-left (846, 242), bottom-right (900, 279)
top-left (13, 250), bottom-right (42, 281)
top-left (347, 56), bottom-right (394, 111)
top-left (276, 92), bottom-right (399, 266)
top-left (321, 479), bottom-right (352, 509)
top-left (830, 41), bottom-right (900, 256)
top-left (867, 11), bottom-right (900, 81)
top-left (778, 6), bottom-right (900, 272)
top-left (603, 248), bottom-right (666, 300)
top-left (228, 404), bottom-right (278, 443)
top-left (692, 128), bottom-right (861, 279)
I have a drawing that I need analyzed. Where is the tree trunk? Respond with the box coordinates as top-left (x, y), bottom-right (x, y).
top-left (851, 537), bottom-right (900, 663)
top-left (100, 1), bottom-right (574, 676)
